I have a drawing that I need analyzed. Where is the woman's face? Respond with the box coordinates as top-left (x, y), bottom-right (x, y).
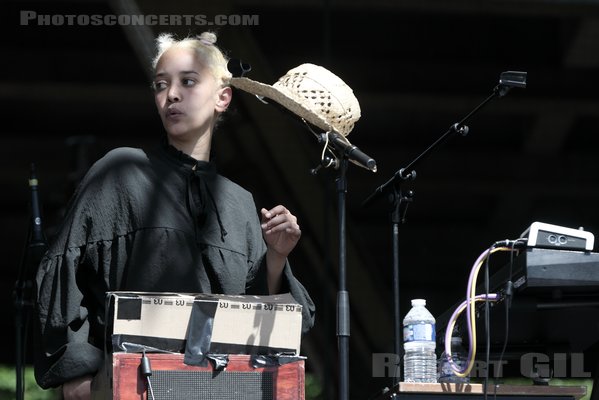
top-left (153, 46), bottom-right (230, 142)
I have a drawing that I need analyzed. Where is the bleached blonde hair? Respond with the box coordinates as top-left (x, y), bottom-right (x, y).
top-left (152, 31), bottom-right (232, 87)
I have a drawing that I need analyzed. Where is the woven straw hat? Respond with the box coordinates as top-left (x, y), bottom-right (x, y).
top-left (230, 63), bottom-right (361, 137)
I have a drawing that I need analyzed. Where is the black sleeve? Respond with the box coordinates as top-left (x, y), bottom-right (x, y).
top-left (32, 149), bottom-right (129, 389)
top-left (34, 249), bottom-right (104, 389)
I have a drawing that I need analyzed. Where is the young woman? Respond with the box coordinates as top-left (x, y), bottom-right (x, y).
top-left (34, 31), bottom-right (315, 400)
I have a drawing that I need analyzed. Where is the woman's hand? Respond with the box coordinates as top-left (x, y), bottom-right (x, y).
top-left (261, 205), bottom-right (301, 293)
top-left (62, 375), bottom-right (93, 400)
top-left (261, 205), bottom-right (301, 257)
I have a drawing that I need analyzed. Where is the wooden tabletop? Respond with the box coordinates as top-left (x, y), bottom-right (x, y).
top-left (393, 383), bottom-right (587, 399)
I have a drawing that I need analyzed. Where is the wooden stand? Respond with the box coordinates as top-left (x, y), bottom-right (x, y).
top-left (92, 353), bottom-right (305, 400)
top-left (374, 383), bottom-right (587, 400)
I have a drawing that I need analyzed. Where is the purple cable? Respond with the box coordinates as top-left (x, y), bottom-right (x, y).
top-left (445, 293), bottom-right (499, 374)
top-left (445, 244), bottom-right (496, 375)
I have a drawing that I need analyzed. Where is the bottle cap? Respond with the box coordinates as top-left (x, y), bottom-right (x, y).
top-left (411, 299), bottom-right (426, 306)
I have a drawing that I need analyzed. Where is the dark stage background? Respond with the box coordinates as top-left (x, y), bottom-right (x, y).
top-left (4, 0), bottom-right (599, 398)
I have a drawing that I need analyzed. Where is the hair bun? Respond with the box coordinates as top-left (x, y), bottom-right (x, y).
top-left (197, 31), bottom-right (217, 45)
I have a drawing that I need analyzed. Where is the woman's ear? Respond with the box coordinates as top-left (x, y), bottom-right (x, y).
top-left (215, 86), bottom-right (232, 112)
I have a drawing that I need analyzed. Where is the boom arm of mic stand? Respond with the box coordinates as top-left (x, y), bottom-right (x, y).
top-left (362, 70), bottom-right (527, 208)
top-left (361, 119), bottom-right (469, 208)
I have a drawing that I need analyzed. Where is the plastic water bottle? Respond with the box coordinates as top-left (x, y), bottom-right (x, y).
top-left (438, 331), bottom-right (470, 383)
top-left (403, 299), bottom-right (437, 383)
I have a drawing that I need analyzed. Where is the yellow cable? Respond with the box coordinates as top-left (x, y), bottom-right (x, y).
top-left (447, 296), bottom-right (496, 377)
top-left (451, 246), bottom-right (512, 377)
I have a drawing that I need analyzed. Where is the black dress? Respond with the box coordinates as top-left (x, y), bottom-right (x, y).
top-left (34, 142), bottom-right (315, 388)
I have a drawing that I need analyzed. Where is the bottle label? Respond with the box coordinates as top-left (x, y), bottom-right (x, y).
top-left (403, 323), bottom-right (435, 342)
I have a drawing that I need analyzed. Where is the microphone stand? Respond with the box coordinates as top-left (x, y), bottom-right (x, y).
top-left (311, 132), bottom-right (376, 400)
top-left (362, 71), bottom-right (527, 395)
top-left (336, 157), bottom-right (350, 400)
top-left (231, 68), bottom-right (385, 399)
top-left (14, 164), bottom-right (48, 400)
top-left (247, 98), bottom-right (376, 400)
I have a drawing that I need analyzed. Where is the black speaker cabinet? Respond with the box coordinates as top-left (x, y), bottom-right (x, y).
top-left (93, 353), bottom-right (305, 400)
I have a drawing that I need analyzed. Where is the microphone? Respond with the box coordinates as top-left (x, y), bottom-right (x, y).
top-left (29, 163), bottom-right (45, 245)
top-left (496, 71), bottom-right (527, 97)
top-left (15, 163), bottom-right (48, 312)
top-left (325, 132), bottom-right (377, 173)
